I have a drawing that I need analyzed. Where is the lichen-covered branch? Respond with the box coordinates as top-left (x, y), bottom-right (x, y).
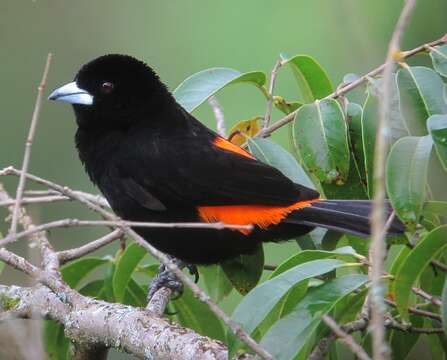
top-left (0, 285), bottom-right (231, 360)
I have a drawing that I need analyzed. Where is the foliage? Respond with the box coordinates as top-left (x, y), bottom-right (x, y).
top-left (44, 44), bottom-right (447, 359)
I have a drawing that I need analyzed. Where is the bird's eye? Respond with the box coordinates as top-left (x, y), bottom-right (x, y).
top-left (100, 82), bottom-right (114, 94)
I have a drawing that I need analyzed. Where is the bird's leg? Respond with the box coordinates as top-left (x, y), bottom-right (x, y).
top-left (146, 257), bottom-right (199, 302)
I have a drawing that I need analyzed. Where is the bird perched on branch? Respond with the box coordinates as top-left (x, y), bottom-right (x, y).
top-left (49, 54), bottom-right (404, 295)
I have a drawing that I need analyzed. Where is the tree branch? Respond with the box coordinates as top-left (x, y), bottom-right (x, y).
top-left (57, 229), bottom-right (124, 264)
top-left (0, 285), bottom-right (231, 360)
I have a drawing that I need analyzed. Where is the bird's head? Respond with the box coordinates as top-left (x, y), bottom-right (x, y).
top-left (49, 54), bottom-right (173, 129)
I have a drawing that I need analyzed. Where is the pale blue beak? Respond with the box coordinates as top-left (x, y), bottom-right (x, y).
top-left (48, 81), bottom-right (93, 105)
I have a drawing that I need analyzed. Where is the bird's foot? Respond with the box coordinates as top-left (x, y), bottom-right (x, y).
top-left (146, 258), bottom-right (199, 302)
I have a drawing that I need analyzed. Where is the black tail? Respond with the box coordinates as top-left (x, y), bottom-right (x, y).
top-left (288, 200), bottom-right (405, 237)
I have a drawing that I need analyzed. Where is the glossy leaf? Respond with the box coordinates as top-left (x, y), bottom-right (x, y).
top-left (123, 278), bottom-right (147, 306)
top-left (282, 55), bottom-right (333, 103)
top-left (248, 137), bottom-right (314, 189)
top-left (173, 68), bottom-right (266, 112)
top-left (199, 265), bottom-right (233, 303)
top-left (394, 225), bottom-right (447, 320)
top-left (386, 136), bottom-right (433, 228)
top-left (347, 102), bottom-right (367, 189)
top-left (113, 242), bottom-right (147, 302)
top-left (221, 244), bottom-right (264, 295)
top-left (292, 99), bottom-right (350, 184)
top-left (430, 44), bottom-right (447, 77)
top-left (361, 78), bottom-right (407, 198)
top-left (260, 274), bottom-right (368, 360)
top-left (227, 117), bottom-right (261, 146)
top-left (389, 314), bottom-right (423, 360)
top-left (231, 259), bottom-right (350, 334)
top-left (61, 257), bottom-right (109, 288)
top-left (269, 246), bottom-right (360, 279)
top-left (397, 66), bottom-right (447, 136)
top-left (173, 287), bottom-right (226, 341)
top-left (427, 114), bottom-right (447, 171)
top-left (79, 279), bottom-right (106, 299)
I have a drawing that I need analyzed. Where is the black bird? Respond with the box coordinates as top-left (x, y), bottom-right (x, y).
top-left (48, 54), bottom-right (404, 291)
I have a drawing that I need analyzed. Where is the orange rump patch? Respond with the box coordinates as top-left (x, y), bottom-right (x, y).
top-left (213, 137), bottom-right (255, 160)
top-left (198, 199), bottom-right (320, 235)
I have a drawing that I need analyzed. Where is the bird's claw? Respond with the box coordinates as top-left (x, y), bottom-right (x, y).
top-left (146, 260), bottom-right (199, 303)
top-left (186, 264), bottom-right (199, 283)
top-left (146, 264), bottom-right (184, 302)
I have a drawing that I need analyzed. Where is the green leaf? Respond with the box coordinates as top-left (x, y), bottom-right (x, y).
top-left (199, 265), bottom-right (233, 303)
top-left (361, 78), bottom-right (407, 198)
top-left (221, 244), bottom-right (264, 295)
top-left (61, 257), bottom-right (109, 288)
top-left (386, 136), bottom-right (433, 229)
top-left (173, 68), bottom-right (266, 112)
top-left (282, 55), bottom-right (333, 103)
top-left (397, 66), bottom-right (447, 136)
top-left (113, 242), bottom-right (147, 302)
top-left (347, 102), bottom-right (367, 189)
top-left (427, 114), bottom-right (447, 171)
top-left (423, 200), bottom-right (447, 217)
top-left (79, 279), bottom-right (106, 299)
top-left (123, 278), bottom-right (147, 306)
top-left (248, 137), bottom-right (314, 189)
top-left (389, 314), bottom-right (423, 360)
top-left (429, 44), bottom-right (447, 77)
top-left (136, 263), bottom-right (160, 277)
top-left (394, 225), bottom-right (447, 320)
top-left (172, 287), bottom-right (226, 341)
top-left (270, 246), bottom-right (360, 279)
top-left (292, 99), bottom-right (350, 184)
top-left (231, 259), bottom-right (351, 335)
top-left (260, 274), bottom-right (368, 360)
top-left (43, 321), bottom-right (69, 360)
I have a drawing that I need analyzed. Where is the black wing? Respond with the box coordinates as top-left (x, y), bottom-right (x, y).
top-left (116, 127), bottom-right (319, 209)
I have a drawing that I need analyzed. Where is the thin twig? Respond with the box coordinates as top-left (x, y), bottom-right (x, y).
top-left (0, 218), bottom-right (253, 248)
top-left (262, 59), bottom-right (282, 132)
top-left (308, 317), bottom-right (369, 360)
top-left (369, 2), bottom-right (417, 360)
top-left (411, 287), bottom-right (442, 306)
top-left (57, 229), bottom-right (124, 264)
top-left (0, 195), bottom-right (70, 207)
top-left (9, 53), bottom-right (52, 236)
top-left (384, 299), bottom-right (441, 321)
top-left (208, 96), bottom-right (226, 137)
top-left (261, 33), bottom-right (447, 137)
top-left (384, 317), bottom-right (443, 334)
top-left (322, 315), bottom-right (371, 360)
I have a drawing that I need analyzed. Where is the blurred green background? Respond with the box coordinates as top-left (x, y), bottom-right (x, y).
top-left (0, 1), bottom-right (445, 357)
